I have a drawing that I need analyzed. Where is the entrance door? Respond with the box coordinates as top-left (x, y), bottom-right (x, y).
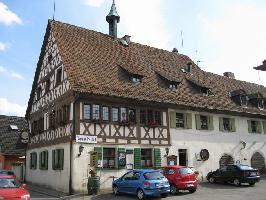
top-left (251, 152), bottom-right (265, 174)
top-left (178, 149), bottom-right (187, 166)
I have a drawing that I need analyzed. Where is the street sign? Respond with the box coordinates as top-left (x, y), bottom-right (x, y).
top-left (76, 135), bottom-right (97, 144)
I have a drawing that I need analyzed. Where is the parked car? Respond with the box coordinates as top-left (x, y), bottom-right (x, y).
top-left (161, 166), bottom-right (198, 194)
top-left (0, 170), bottom-right (16, 179)
top-left (0, 176), bottom-right (30, 200)
top-left (112, 169), bottom-right (170, 200)
top-left (206, 164), bottom-right (260, 186)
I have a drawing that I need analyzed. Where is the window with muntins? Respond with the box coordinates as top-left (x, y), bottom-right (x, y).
top-left (30, 152), bottom-right (37, 170)
top-left (223, 118), bottom-right (230, 131)
top-left (141, 149), bottom-right (153, 168)
top-left (112, 107), bottom-right (119, 122)
top-left (240, 95), bottom-right (248, 107)
top-left (251, 121), bottom-right (257, 133)
top-left (92, 104), bottom-right (100, 120)
top-left (120, 107), bottom-right (127, 122)
top-left (176, 113), bottom-right (185, 128)
top-left (154, 111), bottom-right (161, 125)
top-left (52, 149), bottom-right (64, 170)
top-left (83, 104), bottom-right (91, 120)
top-left (128, 109), bottom-right (136, 123)
top-left (103, 148), bottom-right (116, 169)
top-left (258, 99), bottom-right (264, 110)
top-left (39, 151), bottom-right (48, 170)
top-left (102, 106), bottom-right (109, 121)
top-left (140, 110), bottom-right (146, 124)
top-left (200, 115), bottom-right (208, 130)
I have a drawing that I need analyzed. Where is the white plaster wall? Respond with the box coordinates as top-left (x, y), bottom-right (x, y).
top-left (26, 142), bottom-right (70, 193)
top-left (169, 109), bottom-right (266, 180)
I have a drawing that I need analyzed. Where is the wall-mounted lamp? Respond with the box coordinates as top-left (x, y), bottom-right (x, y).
top-left (164, 147), bottom-right (169, 157)
top-left (240, 141), bottom-right (246, 150)
top-left (78, 144), bottom-right (84, 156)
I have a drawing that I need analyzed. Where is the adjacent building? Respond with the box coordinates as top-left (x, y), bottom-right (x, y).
top-left (25, 1), bottom-right (266, 194)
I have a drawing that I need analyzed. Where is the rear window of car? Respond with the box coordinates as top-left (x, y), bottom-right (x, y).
top-left (0, 171), bottom-right (14, 175)
top-left (179, 168), bottom-right (193, 175)
top-left (144, 171), bottom-right (165, 180)
top-left (238, 165), bottom-right (254, 170)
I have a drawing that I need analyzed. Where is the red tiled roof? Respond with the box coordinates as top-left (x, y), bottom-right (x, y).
top-left (39, 20), bottom-right (266, 116)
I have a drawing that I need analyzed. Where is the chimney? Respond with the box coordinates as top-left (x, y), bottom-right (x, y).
top-left (172, 48), bottom-right (178, 53)
top-left (106, 0), bottom-right (120, 39)
top-left (223, 72), bottom-right (235, 79)
top-left (121, 35), bottom-right (131, 44)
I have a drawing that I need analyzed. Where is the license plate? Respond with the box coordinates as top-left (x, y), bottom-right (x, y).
top-left (250, 172), bottom-right (256, 176)
top-left (187, 184), bottom-right (194, 187)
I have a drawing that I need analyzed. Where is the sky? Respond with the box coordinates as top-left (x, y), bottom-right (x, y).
top-left (0, 0), bottom-right (266, 117)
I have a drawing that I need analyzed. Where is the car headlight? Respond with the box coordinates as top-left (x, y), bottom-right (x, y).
top-left (21, 194), bottom-right (30, 199)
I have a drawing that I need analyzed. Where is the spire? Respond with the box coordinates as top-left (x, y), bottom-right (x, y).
top-left (106, 0), bottom-right (120, 38)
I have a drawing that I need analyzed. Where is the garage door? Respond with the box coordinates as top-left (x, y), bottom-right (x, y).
top-left (251, 152), bottom-right (265, 174)
top-left (219, 154), bottom-right (234, 166)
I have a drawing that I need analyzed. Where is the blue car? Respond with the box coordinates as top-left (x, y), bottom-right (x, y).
top-left (112, 170), bottom-right (170, 200)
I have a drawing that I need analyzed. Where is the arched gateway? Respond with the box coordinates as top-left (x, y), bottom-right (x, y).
top-left (251, 152), bottom-right (265, 174)
top-left (219, 154), bottom-right (234, 166)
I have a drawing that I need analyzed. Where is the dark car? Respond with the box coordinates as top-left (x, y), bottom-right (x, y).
top-left (112, 170), bottom-right (170, 200)
top-left (206, 165), bottom-right (260, 186)
top-left (161, 166), bottom-right (198, 194)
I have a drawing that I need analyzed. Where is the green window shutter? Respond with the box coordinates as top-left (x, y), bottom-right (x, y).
top-left (52, 150), bottom-right (55, 170)
top-left (59, 149), bottom-right (64, 170)
top-left (154, 148), bottom-right (161, 169)
top-left (247, 120), bottom-right (252, 133)
top-left (263, 121), bottom-right (266, 134)
top-left (230, 118), bottom-right (236, 132)
top-left (257, 121), bottom-right (262, 134)
top-left (208, 116), bottom-right (214, 130)
top-left (195, 114), bottom-right (201, 130)
top-left (219, 117), bottom-right (224, 131)
top-left (94, 147), bottom-right (103, 161)
top-left (184, 113), bottom-right (192, 129)
top-left (170, 112), bottom-right (176, 128)
top-left (134, 148), bottom-right (141, 169)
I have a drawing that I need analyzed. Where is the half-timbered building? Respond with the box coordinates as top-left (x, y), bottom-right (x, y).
top-left (25, 1), bottom-right (266, 194)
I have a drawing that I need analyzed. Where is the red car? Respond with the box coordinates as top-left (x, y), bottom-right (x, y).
top-left (161, 166), bottom-right (198, 194)
top-left (0, 176), bottom-right (30, 200)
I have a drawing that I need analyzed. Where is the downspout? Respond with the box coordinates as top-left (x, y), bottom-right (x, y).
top-left (69, 92), bottom-right (80, 195)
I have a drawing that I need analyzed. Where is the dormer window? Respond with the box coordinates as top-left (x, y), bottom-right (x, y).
top-left (258, 99), bottom-right (264, 110)
top-left (200, 88), bottom-right (213, 96)
top-left (240, 95), bottom-right (248, 107)
top-left (131, 75), bottom-right (142, 84)
top-left (186, 62), bottom-right (193, 73)
top-left (169, 82), bottom-right (178, 91)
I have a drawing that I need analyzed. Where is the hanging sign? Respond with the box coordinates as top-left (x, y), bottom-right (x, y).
top-left (76, 135), bottom-right (97, 144)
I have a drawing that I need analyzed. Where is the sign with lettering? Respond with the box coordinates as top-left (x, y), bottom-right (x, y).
top-left (76, 135), bottom-right (97, 144)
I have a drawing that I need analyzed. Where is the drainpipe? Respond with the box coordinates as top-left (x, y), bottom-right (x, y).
top-left (69, 92), bottom-right (79, 195)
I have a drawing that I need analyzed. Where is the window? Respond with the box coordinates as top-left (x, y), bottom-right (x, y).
top-left (176, 113), bottom-right (184, 128)
top-left (169, 82), bottom-right (177, 91)
top-left (30, 152), bottom-right (37, 170)
top-left (154, 111), bottom-right (161, 125)
top-left (240, 95), bottom-right (248, 107)
top-left (131, 75), bottom-right (142, 84)
top-left (83, 104), bottom-right (91, 120)
top-left (39, 151), bottom-right (48, 170)
top-left (223, 118), bottom-right (230, 131)
top-left (128, 109), bottom-right (136, 123)
top-left (147, 110), bottom-right (153, 124)
top-left (200, 88), bottom-right (213, 96)
top-left (49, 110), bottom-right (55, 129)
top-left (258, 99), bottom-right (264, 110)
top-left (56, 68), bottom-right (62, 86)
top-left (141, 149), bottom-right (153, 168)
top-left (38, 117), bottom-right (44, 133)
top-left (140, 110), bottom-right (146, 124)
top-left (92, 104), bottom-right (100, 120)
top-left (102, 106), bottom-right (109, 121)
top-left (37, 86), bottom-right (42, 100)
top-left (103, 148), bottom-right (116, 169)
top-left (63, 105), bottom-right (70, 122)
top-left (120, 107), bottom-right (127, 122)
top-left (52, 149), bottom-right (64, 170)
top-left (200, 115), bottom-right (208, 130)
top-left (56, 108), bottom-right (63, 125)
top-left (48, 54), bottom-right (52, 63)
top-left (112, 107), bottom-right (119, 122)
top-left (251, 121), bottom-right (257, 133)
top-left (45, 79), bottom-right (50, 93)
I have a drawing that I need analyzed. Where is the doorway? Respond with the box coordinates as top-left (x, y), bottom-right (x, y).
top-left (178, 149), bottom-right (187, 166)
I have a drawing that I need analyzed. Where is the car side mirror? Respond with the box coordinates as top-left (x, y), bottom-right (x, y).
top-left (21, 184), bottom-right (27, 190)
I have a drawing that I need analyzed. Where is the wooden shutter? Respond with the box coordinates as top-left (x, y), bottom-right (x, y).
top-left (52, 150), bottom-right (55, 170)
top-left (219, 117), bottom-right (224, 131)
top-left (94, 147), bottom-right (103, 161)
top-left (263, 121), bottom-right (266, 134)
top-left (59, 149), bottom-right (64, 170)
top-left (208, 116), bottom-right (214, 130)
top-left (195, 114), bottom-right (201, 130)
top-left (230, 118), bottom-right (236, 132)
top-left (257, 121), bottom-right (262, 134)
top-left (154, 148), bottom-right (161, 169)
top-left (170, 112), bottom-right (176, 128)
top-left (247, 120), bottom-right (252, 133)
top-left (134, 148), bottom-right (141, 169)
top-left (184, 113), bottom-right (192, 129)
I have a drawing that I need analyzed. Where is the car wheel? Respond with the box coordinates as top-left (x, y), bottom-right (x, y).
top-left (209, 176), bottom-right (216, 183)
top-left (249, 183), bottom-right (255, 186)
top-left (170, 185), bottom-right (177, 194)
top-left (233, 178), bottom-right (241, 186)
top-left (161, 193), bottom-right (168, 198)
top-left (113, 185), bottom-right (119, 195)
top-left (137, 189), bottom-right (146, 200)
top-left (189, 189), bottom-right (196, 193)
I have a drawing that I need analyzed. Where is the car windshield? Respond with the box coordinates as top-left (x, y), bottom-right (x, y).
top-left (239, 165), bottom-right (254, 170)
top-left (144, 172), bottom-right (165, 180)
top-left (179, 168), bottom-right (193, 175)
top-left (0, 178), bottom-right (19, 188)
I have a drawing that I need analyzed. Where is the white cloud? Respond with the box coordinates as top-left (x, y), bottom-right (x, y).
top-left (0, 66), bottom-right (25, 80)
top-left (0, 2), bottom-right (22, 25)
top-left (0, 98), bottom-right (26, 117)
top-left (0, 41), bottom-right (8, 51)
top-left (199, 1), bottom-right (266, 86)
top-left (83, 0), bottom-right (105, 7)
